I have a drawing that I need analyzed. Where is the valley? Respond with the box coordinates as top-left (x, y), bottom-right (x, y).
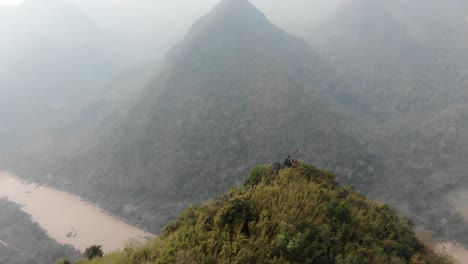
top-left (0, 172), bottom-right (154, 253)
top-left (1, 0), bottom-right (467, 262)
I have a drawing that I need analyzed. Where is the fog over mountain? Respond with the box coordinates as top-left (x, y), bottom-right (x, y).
top-left (0, 0), bottom-right (123, 155)
top-left (1, 0), bottom-right (468, 263)
top-left (65, 0), bottom-right (344, 65)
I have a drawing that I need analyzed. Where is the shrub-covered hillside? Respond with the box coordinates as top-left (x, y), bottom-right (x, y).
top-left (79, 163), bottom-right (451, 263)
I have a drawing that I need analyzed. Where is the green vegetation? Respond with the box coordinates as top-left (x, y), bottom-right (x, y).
top-left (313, 0), bottom-right (468, 245)
top-left (57, 259), bottom-right (72, 264)
top-left (12, 0), bottom-right (374, 237)
top-left (84, 245), bottom-right (104, 260)
top-left (77, 163), bottom-right (450, 263)
top-left (2, 0), bottom-right (468, 250)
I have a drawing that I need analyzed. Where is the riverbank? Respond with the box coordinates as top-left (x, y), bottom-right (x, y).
top-left (0, 171), bottom-right (154, 253)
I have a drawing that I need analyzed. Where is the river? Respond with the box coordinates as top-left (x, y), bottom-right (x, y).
top-left (0, 171), bottom-right (154, 253)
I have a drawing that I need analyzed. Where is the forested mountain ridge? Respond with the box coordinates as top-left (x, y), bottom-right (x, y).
top-left (0, 61), bottom-right (158, 187)
top-left (311, 0), bottom-right (428, 119)
top-left (19, 0), bottom-right (379, 232)
top-left (1, 0), bottom-right (466, 253)
top-left (75, 163), bottom-right (452, 264)
top-left (311, 0), bottom-right (468, 245)
top-left (312, 0), bottom-right (468, 118)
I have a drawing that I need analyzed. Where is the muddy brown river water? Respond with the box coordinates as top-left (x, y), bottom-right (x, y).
top-left (0, 171), bottom-right (154, 253)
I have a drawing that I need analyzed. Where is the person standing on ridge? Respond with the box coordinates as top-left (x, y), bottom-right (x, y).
top-left (284, 155), bottom-right (292, 168)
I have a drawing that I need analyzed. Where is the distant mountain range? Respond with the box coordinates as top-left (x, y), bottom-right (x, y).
top-left (312, 0), bottom-right (468, 244)
top-left (0, 0), bottom-right (121, 148)
top-left (6, 0), bottom-right (377, 232)
top-left (2, 0), bottom-right (467, 248)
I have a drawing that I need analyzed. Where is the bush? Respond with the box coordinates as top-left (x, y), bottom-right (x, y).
top-left (215, 198), bottom-right (255, 235)
top-left (84, 245), bottom-right (104, 260)
top-left (244, 165), bottom-right (270, 186)
top-left (76, 162), bottom-right (452, 264)
top-left (56, 259), bottom-right (71, 264)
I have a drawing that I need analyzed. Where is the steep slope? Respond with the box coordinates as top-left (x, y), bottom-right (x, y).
top-left (369, 105), bottom-right (468, 245)
top-left (310, 0), bottom-right (468, 245)
top-left (76, 163), bottom-right (451, 264)
top-left (312, 0), bottom-right (428, 119)
top-left (35, 0), bottom-right (377, 232)
top-left (384, 0), bottom-right (468, 110)
top-left (0, 61), bottom-right (158, 181)
top-left (312, 0), bottom-right (468, 117)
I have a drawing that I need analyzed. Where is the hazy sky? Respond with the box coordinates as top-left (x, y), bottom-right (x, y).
top-left (68, 0), bottom-right (344, 29)
top-left (66, 0), bottom-right (343, 63)
top-left (0, 0), bottom-right (22, 5)
top-left (0, 0), bottom-right (344, 66)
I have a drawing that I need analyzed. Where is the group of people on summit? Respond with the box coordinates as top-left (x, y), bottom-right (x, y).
top-left (283, 155), bottom-right (293, 168)
top-left (272, 155), bottom-right (297, 174)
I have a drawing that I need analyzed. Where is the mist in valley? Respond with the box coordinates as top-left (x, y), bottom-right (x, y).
top-left (0, 0), bottom-right (467, 263)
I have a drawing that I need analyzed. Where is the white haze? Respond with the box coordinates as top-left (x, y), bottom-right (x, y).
top-left (0, 0), bottom-right (22, 5)
top-left (1, 1), bottom-right (468, 263)
top-left (68, 0), bottom-right (344, 65)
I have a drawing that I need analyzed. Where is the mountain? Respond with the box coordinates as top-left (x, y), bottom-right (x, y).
top-left (385, 0), bottom-right (468, 110)
top-left (0, 0), bottom-right (122, 150)
top-left (76, 163), bottom-right (450, 263)
top-left (311, 0), bottom-right (468, 117)
top-left (310, 0), bottom-right (468, 245)
top-left (311, 0), bottom-right (429, 119)
top-left (19, 0), bottom-right (377, 232)
top-left (0, 60), bottom-right (159, 186)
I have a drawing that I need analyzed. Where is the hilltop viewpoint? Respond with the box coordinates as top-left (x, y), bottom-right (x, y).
top-left (75, 162), bottom-right (452, 264)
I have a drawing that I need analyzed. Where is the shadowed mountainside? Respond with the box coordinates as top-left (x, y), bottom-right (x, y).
top-left (311, 0), bottom-right (468, 245)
